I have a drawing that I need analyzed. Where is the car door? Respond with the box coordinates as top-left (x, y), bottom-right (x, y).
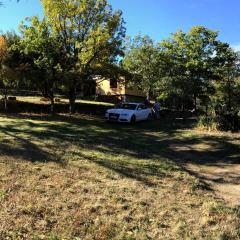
top-left (136, 104), bottom-right (145, 121)
top-left (141, 104), bottom-right (150, 120)
top-left (144, 106), bottom-right (151, 120)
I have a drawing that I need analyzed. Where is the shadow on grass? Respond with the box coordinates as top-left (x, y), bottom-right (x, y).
top-left (0, 118), bottom-right (65, 164)
top-left (0, 113), bottom-right (239, 185)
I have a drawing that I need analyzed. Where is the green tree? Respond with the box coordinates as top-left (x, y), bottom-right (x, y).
top-left (122, 35), bottom-right (160, 99)
top-left (19, 16), bottom-right (62, 112)
top-left (197, 44), bottom-right (240, 131)
top-left (0, 35), bottom-right (8, 109)
top-left (157, 31), bottom-right (190, 109)
top-left (213, 43), bottom-right (240, 116)
top-left (41, 0), bottom-right (125, 112)
top-left (0, 33), bottom-right (20, 110)
top-left (158, 26), bottom-right (219, 111)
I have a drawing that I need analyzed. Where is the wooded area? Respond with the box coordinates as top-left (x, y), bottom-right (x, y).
top-left (0, 0), bottom-right (239, 131)
top-left (0, 1), bottom-right (240, 239)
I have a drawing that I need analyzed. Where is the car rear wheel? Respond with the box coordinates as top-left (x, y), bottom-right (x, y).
top-left (147, 113), bottom-right (152, 120)
top-left (130, 115), bottom-right (136, 124)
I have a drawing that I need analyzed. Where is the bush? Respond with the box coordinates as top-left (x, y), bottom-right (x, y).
top-left (197, 113), bottom-right (239, 132)
top-left (197, 115), bottom-right (218, 131)
top-left (216, 112), bottom-right (239, 132)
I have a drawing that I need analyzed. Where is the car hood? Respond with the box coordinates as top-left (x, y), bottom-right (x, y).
top-left (107, 108), bottom-right (135, 114)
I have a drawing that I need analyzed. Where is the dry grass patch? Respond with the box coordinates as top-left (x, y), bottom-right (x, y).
top-left (0, 114), bottom-right (239, 239)
top-left (16, 96), bottom-right (114, 107)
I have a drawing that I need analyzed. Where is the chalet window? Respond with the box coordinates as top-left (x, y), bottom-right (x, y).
top-left (110, 78), bottom-right (118, 89)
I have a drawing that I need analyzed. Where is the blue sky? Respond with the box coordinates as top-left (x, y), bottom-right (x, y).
top-left (0, 0), bottom-right (240, 49)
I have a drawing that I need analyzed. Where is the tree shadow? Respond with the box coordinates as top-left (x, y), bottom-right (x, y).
top-left (0, 113), bottom-right (239, 186)
top-left (0, 123), bottom-right (64, 164)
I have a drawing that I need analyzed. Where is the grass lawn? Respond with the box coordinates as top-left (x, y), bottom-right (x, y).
top-left (16, 96), bottom-right (115, 107)
top-left (0, 112), bottom-right (239, 239)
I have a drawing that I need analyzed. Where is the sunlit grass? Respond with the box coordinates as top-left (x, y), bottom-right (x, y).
top-left (16, 96), bottom-right (114, 106)
top-left (0, 113), bottom-right (239, 239)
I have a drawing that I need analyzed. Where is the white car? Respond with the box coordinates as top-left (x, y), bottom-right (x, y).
top-left (105, 102), bottom-right (152, 123)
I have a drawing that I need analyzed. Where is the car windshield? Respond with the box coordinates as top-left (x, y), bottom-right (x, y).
top-left (116, 103), bottom-right (137, 110)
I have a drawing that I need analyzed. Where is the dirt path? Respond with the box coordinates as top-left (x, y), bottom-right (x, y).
top-left (186, 162), bottom-right (240, 205)
top-left (168, 132), bottom-right (240, 206)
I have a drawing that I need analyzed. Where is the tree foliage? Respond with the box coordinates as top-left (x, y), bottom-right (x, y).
top-left (41, 0), bottom-right (125, 112)
top-left (19, 16), bottom-right (63, 111)
top-left (123, 26), bottom-right (239, 130)
top-left (211, 42), bottom-right (240, 129)
top-left (122, 35), bottom-right (161, 98)
top-left (0, 36), bottom-right (7, 60)
top-left (0, 1), bottom-right (239, 130)
top-left (3, 0), bottom-right (126, 112)
top-left (157, 26), bottom-right (219, 110)
top-left (0, 33), bottom-right (21, 109)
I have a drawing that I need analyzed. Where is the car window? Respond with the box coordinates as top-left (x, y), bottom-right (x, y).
top-left (138, 104), bottom-right (145, 110)
top-left (116, 103), bottom-right (137, 110)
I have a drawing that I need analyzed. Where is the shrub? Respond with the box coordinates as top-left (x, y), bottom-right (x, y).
top-left (197, 115), bottom-right (218, 131)
top-left (216, 112), bottom-right (239, 132)
top-left (197, 113), bottom-right (239, 132)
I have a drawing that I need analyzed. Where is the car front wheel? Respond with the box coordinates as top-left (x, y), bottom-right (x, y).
top-left (147, 113), bottom-right (152, 120)
top-left (130, 115), bottom-right (136, 124)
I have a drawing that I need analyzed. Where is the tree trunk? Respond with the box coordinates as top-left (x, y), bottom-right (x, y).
top-left (182, 103), bottom-right (186, 122)
top-left (226, 70), bottom-right (232, 112)
top-left (205, 104), bottom-right (208, 116)
top-left (50, 96), bottom-right (54, 113)
top-left (4, 87), bottom-right (7, 111)
top-left (69, 98), bottom-right (75, 114)
top-left (49, 85), bottom-right (55, 113)
top-left (50, 71), bottom-right (57, 113)
top-left (193, 93), bottom-right (197, 112)
top-left (69, 88), bottom-right (76, 114)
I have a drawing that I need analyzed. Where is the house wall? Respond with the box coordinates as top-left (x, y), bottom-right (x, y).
top-left (96, 77), bottom-right (145, 99)
top-left (96, 78), bottom-right (125, 96)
